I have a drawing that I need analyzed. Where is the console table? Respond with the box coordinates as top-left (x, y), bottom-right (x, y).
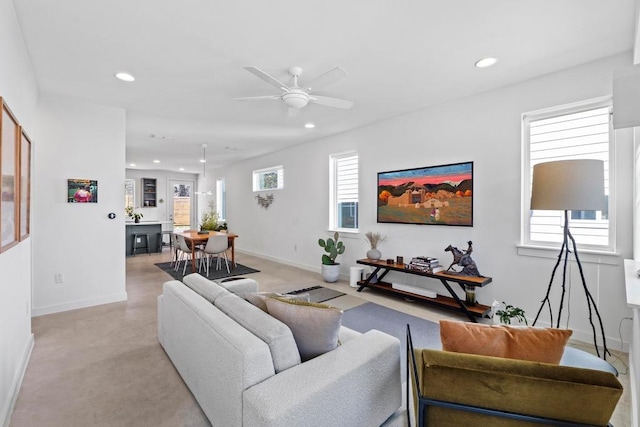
top-left (356, 259), bottom-right (492, 322)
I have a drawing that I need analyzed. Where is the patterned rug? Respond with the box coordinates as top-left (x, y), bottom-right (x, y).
top-left (286, 285), bottom-right (346, 304)
top-left (154, 261), bottom-right (259, 281)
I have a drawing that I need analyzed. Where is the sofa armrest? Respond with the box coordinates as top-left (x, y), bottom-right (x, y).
top-left (243, 329), bottom-right (401, 427)
top-left (216, 277), bottom-right (259, 294)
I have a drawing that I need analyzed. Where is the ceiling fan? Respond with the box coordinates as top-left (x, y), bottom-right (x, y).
top-left (235, 66), bottom-right (354, 113)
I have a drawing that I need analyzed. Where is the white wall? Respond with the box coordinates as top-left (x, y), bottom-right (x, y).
top-left (0, 0), bottom-right (38, 424)
top-left (214, 52), bottom-right (635, 350)
top-left (31, 95), bottom-right (127, 316)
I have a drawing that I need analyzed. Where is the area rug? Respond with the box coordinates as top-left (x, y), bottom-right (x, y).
top-left (287, 285), bottom-right (346, 304)
top-left (342, 302), bottom-right (442, 379)
top-left (154, 261), bottom-right (259, 281)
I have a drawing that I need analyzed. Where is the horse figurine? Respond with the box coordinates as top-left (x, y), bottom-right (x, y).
top-left (444, 241), bottom-right (481, 276)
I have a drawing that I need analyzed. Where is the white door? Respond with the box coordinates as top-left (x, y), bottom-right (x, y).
top-left (169, 180), bottom-right (195, 231)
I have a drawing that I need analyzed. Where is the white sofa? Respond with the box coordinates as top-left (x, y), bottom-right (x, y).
top-left (157, 274), bottom-right (402, 426)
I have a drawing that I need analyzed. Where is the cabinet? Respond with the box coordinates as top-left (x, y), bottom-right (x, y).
top-left (142, 178), bottom-right (157, 207)
top-left (356, 259), bottom-right (492, 322)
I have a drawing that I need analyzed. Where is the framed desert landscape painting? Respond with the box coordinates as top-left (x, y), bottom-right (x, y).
top-left (1, 98), bottom-right (20, 251)
top-left (19, 127), bottom-right (32, 240)
top-left (377, 161), bottom-right (473, 227)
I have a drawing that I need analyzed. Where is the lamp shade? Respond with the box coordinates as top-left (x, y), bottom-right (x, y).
top-left (530, 159), bottom-right (606, 211)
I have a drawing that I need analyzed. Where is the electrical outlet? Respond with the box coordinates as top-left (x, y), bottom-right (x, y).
top-left (294, 245), bottom-right (297, 251)
top-left (137, 237), bottom-right (141, 243)
top-left (54, 273), bottom-right (64, 283)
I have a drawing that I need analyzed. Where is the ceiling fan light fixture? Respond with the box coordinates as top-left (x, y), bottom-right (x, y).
top-left (282, 91), bottom-right (309, 109)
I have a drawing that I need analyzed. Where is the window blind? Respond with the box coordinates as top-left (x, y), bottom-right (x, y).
top-left (528, 106), bottom-right (610, 247)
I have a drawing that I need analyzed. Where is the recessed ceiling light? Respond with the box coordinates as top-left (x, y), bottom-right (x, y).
top-left (129, 163), bottom-right (136, 167)
top-left (179, 167), bottom-right (184, 171)
top-left (474, 57), bottom-right (497, 68)
top-left (200, 159), bottom-right (206, 163)
top-left (153, 159), bottom-right (160, 163)
top-left (304, 122), bottom-right (315, 129)
top-left (115, 72), bottom-right (135, 82)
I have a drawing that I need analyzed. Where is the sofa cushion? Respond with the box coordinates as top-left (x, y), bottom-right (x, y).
top-left (215, 293), bottom-right (301, 373)
top-left (182, 273), bottom-right (229, 303)
top-left (265, 297), bottom-right (343, 362)
top-left (243, 292), bottom-right (310, 312)
top-left (440, 320), bottom-right (572, 364)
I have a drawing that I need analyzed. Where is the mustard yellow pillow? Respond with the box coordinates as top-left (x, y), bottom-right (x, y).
top-left (265, 297), bottom-right (343, 361)
top-left (439, 320), bottom-right (572, 364)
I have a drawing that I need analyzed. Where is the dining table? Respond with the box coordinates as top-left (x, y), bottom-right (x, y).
top-left (175, 230), bottom-right (238, 273)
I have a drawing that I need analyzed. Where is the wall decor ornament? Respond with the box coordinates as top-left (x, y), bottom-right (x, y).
top-left (377, 161), bottom-right (473, 226)
top-left (256, 193), bottom-right (274, 209)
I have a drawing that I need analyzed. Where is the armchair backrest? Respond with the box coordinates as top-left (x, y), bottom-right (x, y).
top-left (406, 324), bottom-right (622, 427)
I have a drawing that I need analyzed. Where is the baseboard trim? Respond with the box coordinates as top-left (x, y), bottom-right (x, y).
top-left (1, 333), bottom-right (34, 427)
top-left (31, 292), bottom-right (128, 317)
top-left (235, 249), bottom-right (349, 281)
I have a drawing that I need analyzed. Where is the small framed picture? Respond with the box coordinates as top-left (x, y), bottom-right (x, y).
top-left (68, 179), bottom-right (98, 203)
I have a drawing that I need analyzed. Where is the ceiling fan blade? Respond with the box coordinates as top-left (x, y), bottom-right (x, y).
top-left (304, 67), bottom-right (348, 92)
top-left (309, 95), bottom-right (354, 109)
top-left (234, 95), bottom-right (282, 101)
top-left (244, 67), bottom-right (291, 92)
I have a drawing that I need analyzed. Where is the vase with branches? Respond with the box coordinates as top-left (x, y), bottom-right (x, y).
top-left (365, 231), bottom-right (385, 261)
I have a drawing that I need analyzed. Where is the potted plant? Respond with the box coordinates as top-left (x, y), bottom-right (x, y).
top-left (365, 231), bottom-right (385, 260)
top-left (215, 222), bottom-right (228, 233)
top-left (495, 302), bottom-right (528, 325)
top-left (318, 231), bottom-right (345, 282)
top-left (200, 200), bottom-right (219, 231)
top-left (125, 206), bottom-right (144, 223)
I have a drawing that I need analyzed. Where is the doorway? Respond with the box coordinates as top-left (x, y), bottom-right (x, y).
top-left (169, 180), bottom-right (195, 231)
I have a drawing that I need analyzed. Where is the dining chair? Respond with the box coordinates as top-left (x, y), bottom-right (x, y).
top-left (175, 234), bottom-right (202, 275)
top-left (170, 233), bottom-right (180, 267)
top-left (202, 234), bottom-right (230, 276)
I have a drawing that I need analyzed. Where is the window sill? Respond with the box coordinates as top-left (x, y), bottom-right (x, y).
top-left (516, 244), bottom-right (620, 266)
top-left (328, 229), bottom-right (359, 238)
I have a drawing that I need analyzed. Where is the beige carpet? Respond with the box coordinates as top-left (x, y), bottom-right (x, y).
top-left (10, 251), bottom-right (631, 426)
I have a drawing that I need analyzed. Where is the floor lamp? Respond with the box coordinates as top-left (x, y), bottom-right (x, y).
top-left (530, 159), bottom-right (609, 360)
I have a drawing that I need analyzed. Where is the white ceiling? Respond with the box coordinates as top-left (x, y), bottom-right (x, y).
top-left (12, 0), bottom-right (636, 174)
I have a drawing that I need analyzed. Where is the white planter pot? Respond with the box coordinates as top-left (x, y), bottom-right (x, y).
top-left (321, 263), bottom-right (341, 283)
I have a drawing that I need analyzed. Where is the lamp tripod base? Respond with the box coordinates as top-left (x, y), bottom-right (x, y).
top-left (532, 211), bottom-right (609, 360)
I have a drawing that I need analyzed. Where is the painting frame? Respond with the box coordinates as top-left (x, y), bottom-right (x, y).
top-left (1, 98), bottom-right (20, 252)
top-left (19, 127), bottom-right (32, 240)
top-left (377, 161), bottom-right (474, 227)
top-left (68, 179), bottom-right (98, 203)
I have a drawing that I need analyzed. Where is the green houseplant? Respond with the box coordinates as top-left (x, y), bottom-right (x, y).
top-left (495, 303), bottom-right (528, 325)
top-left (200, 201), bottom-right (219, 231)
top-left (125, 206), bottom-right (143, 223)
top-left (318, 231), bottom-right (345, 282)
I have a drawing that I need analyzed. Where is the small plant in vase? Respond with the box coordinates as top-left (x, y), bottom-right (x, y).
top-left (318, 232), bottom-right (345, 283)
top-left (365, 231), bottom-right (385, 261)
top-left (125, 206), bottom-right (143, 223)
top-left (495, 302), bottom-right (528, 325)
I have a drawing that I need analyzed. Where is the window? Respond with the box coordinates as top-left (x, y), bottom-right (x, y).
top-left (253, 165), bottom-right (284, 191)
top-left (216, 177), bottom-right (226, 220)
top-left (522, 97), bottom-right (613, 251)
top-left (330, 152), bottom-right (358, 231)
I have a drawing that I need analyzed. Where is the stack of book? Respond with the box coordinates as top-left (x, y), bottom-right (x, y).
top-left (408, 256), bottom-right (444, 273)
